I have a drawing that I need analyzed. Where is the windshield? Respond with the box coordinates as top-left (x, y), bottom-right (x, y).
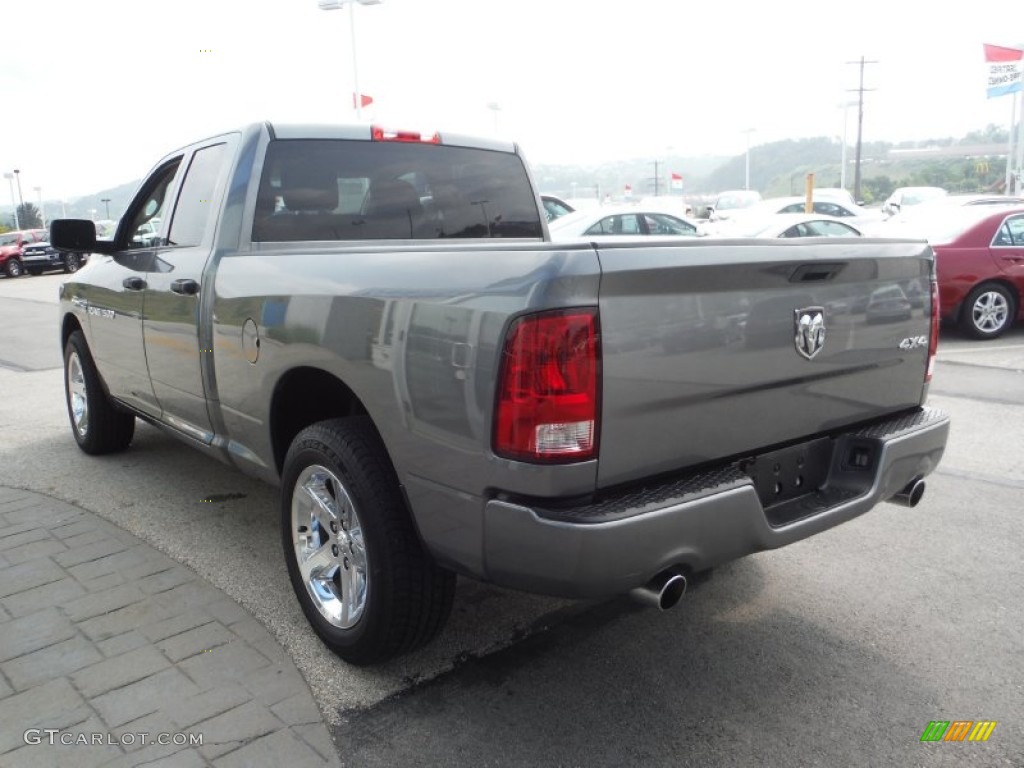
top-left (715, 191), bottom-right (761, 210)
top-left (902, 188), bottom-right (947, 206)
top-left (0, 233), bottom-right (20, 246)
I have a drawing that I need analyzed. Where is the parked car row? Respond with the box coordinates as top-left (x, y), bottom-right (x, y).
top-left (543, 187), bottom-right (1024, 342)
top-left (0, 227), bottom-right (88, 277)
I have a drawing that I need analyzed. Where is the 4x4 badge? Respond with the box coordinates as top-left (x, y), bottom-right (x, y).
top-left (794, 307), bottom-right (826, 360)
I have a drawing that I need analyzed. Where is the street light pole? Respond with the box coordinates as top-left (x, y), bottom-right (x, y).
top-left (101, 198), bottom-right (111, 220)
top-left (33, 187), bottom-right (45, 228)
top-left (3, 173), bottom-right (19, 229)
top-left (318, 0), bottom-right (382, 121)
top-left (486, 102), bottom-right (502, 135)
top-left (13, 169), bottom-right (25, 212)
top-left (742, 128), bottom-right (756, 190)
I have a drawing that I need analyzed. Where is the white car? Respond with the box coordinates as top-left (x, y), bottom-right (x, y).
top-left (707, 189), bottom-right (761, 222)
top-left (548, 204), bottom-right (702, 241)
top-left (540, 194), bottom-right (574, 222)
top-left (869, 193), bottom-right (1024, 236)
top-left (881, 186), bottom-right (948, 217)
top-left (745, 214), bottom-right (863, 238)
top-left (704, 195), bottom-right (880, 235)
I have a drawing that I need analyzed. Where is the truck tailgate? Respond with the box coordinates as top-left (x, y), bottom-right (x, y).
top-left (594, 238), bottom-right (933, 488)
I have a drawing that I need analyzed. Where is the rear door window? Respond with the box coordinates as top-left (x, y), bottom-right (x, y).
top-left (167, 143), bottom-right (228, 247)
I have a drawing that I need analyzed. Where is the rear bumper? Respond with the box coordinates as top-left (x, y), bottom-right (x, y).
top-left (481, 406), bottom-right (949, 598)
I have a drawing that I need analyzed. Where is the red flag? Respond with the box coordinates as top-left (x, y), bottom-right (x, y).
top-left (352, 93), bottom-right (374, 108)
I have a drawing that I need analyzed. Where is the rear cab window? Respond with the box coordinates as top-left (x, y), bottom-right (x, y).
top-left (252, 139), bottom-right (543, 242)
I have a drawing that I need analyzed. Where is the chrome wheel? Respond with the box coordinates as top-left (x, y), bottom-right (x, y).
top-left (290, 464), bottom-right (368, 629)
top-left (66, 350), bottom-right (89, 438)
top-left (971, 290), bottom-right (1009, 334)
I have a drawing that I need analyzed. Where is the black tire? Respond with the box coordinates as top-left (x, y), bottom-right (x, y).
top-left (63, 331), bottom-right (135, 454)
top-left (959, 283), bottom-right (1016, 340)
top-left (281, 417), bottom-right (455, 665)
top-left (64, 253), bottom-right (82, 273)
top-left (4, 258), bottom-right (23, 278)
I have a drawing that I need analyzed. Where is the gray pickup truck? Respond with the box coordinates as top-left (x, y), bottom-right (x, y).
top-left (52, 122), bottom-right (949, 665)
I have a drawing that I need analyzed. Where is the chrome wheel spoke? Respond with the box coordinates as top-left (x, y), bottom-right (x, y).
top-left (299, 541), bottom-right (338, 586)
top-left (291, 464), bottom-right (369, 629)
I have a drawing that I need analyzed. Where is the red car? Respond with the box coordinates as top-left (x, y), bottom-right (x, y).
top-left (928, 206), bottom-right (1024, 339)
top-left (0, 229), bottom-right (48, 278)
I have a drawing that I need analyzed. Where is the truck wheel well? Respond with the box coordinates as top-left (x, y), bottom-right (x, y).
top-left (270, 367), bottom-right (372, 475)
top-left (62, 314), bottom-right (84, 350)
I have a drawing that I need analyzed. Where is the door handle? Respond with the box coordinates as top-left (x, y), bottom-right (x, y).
top-left (122, 277), bottom-right (146, 291)
top-left (170, 278), bottom-right (200, 296)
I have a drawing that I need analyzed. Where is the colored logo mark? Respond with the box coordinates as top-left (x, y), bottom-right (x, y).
top-left (920, 720), bottom-right (997, 742)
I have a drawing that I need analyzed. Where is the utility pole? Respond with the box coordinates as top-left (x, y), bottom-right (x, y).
top-left (652, 159), bottom-right (660, 196)
top-left (847, 56), bottom-right (878, 203)
top-left (101, 198), bottom-right (111, 219)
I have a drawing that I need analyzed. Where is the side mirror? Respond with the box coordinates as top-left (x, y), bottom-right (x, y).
top-left (50, 219), bottom-right (114, 254)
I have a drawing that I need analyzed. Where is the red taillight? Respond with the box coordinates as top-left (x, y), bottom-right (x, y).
top-left (494, 309), bottom-right (600, 462)
top-left (926, 278), bottom-right (940, 382)
top-left (370, 125), bottom-right (441, 144)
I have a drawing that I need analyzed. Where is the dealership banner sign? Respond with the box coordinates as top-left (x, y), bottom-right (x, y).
top-left (984, 44), bottom-right (1023, 98)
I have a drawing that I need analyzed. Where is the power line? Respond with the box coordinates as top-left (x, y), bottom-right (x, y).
top-left (847, 56), bottom-right (878, 202)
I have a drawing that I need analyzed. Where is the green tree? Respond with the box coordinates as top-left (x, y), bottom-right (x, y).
top-left (16, 203), bottom-right (42, 229)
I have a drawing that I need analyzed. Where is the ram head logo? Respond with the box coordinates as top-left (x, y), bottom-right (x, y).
top-left (794, 307), bottom-right (826, 360)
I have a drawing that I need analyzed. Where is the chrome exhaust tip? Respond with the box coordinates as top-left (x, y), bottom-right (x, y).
top-left (629, 571), bottom-right (687, 611)
top-left (890, 478), bottom-right (926, 508)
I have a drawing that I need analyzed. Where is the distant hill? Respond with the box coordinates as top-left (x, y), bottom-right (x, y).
top-left (1, 179), bottom-right (140, 229)
top-left (3, 122), bottom-right (1017, 230)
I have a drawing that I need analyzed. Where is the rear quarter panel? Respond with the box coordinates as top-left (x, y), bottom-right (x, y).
top-left (210, 241), bottom-right (602, 500)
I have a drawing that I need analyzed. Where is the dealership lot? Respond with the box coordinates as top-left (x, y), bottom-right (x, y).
top-left (1, 272), bottom-right (1021, 766)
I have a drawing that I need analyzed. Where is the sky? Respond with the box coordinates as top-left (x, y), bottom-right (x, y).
top-left (1, 0), bottom-right (1022, 202)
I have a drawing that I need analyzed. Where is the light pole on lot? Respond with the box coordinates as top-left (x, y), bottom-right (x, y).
top-left (486, 102), bottom-right (502, 135)
top-left (3, 173), bottom-right (19, 229)
top-left (318, 0), bottom-right (382, 121)
top-left (33, 187), bottom-right (45, 229)
top-left (13, 169), bottom-right (25, 215)
top-left (101, 198), bottom-right (111, 220)
top-left (742, 129), bottom-right (756, 190)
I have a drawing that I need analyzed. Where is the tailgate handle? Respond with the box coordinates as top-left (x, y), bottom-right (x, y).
top-left (790, 263), bottom-right (846, 282)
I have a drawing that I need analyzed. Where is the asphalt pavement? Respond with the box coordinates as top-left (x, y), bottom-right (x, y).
top-left (1, 272), bottom-right (1022, 767)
